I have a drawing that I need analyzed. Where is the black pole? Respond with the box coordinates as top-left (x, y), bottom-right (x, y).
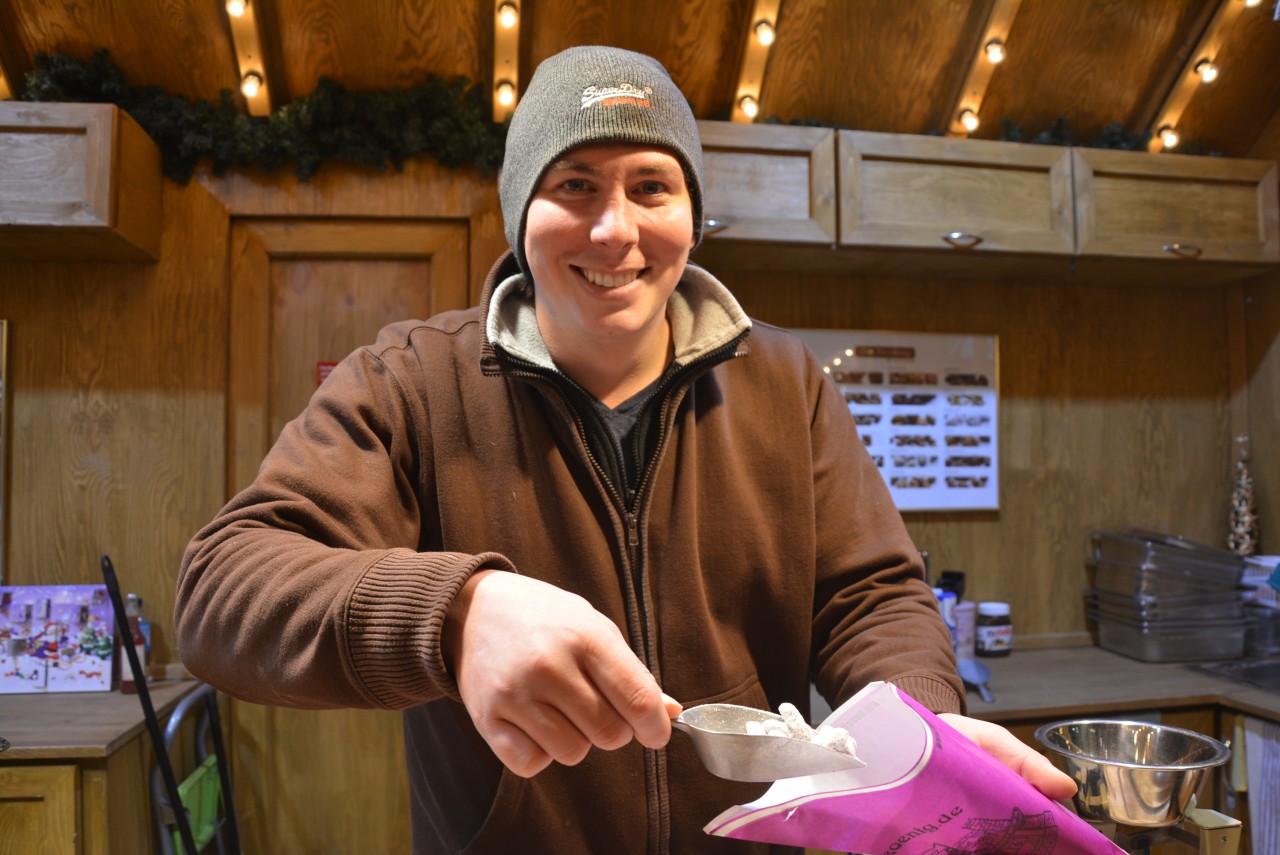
top-left (101, 555), bottom-right (200, 855)
top-left (202, 689), bottom-right (242, 854)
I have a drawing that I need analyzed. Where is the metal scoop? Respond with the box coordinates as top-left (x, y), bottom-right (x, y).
top-left (671, 703), bottom-right (866, 782)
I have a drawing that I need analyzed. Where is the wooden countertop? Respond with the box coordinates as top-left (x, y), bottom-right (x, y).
top-left (967, 647), bottom-right (1280, 724)
top-left (0, 679), bottom-right (199, 760)
top-left (2, 652), bottom-right (1276, 760)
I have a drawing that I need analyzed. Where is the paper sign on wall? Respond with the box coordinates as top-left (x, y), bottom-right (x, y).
top-left (790, 329), bottom-right (999, 512)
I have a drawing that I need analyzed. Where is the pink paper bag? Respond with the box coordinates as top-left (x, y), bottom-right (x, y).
top-left (705, 682), bottom-right (1123, 854)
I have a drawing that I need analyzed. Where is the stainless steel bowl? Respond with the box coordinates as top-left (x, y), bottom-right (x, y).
top-left (1034, 719), bottom-right (1230, 828)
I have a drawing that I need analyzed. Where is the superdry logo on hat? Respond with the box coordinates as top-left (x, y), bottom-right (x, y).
top-left (580, 83), bottom-right (654, 109)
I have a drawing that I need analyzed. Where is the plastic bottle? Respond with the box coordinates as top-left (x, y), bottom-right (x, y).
top-left (120, 593), bottom-right (148, 694)
top-left (136, 595), bottom-right (152, 664)
top-left (933, 587), bottom-right (957, 649)
top-left (955, 600), bottom-right (977, 660)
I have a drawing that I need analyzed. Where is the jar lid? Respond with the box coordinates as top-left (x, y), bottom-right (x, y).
top-left (978, 601), bottom-right (1010, 616)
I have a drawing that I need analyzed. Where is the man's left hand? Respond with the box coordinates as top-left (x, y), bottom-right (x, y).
top-left (938, 713), bottom-right (1077, 800)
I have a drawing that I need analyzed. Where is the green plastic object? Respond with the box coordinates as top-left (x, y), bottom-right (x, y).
top-left (172, 755), bottom-right (222, 852)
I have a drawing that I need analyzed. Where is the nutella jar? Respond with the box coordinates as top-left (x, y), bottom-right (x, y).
top-left (976, 601), bottom-right (1012, 657)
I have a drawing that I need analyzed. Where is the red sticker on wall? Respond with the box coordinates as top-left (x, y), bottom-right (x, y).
top-left (316, 361), bottom-right (338, 387)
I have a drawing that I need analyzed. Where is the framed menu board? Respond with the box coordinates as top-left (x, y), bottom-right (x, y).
top-left (790, 329), bottom-right (999, 512)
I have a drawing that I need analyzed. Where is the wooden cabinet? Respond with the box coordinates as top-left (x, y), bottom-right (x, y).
top-left (696, 120), bottom-right (837, 244)
top-left (693, 120), bottom-right (1278, 284)
top-left (0, 764), bottom-right (78, 854)
top-left (838, 130), bottom-right (1075, 256)
top-left (0, 680), bottom-right (200, 854)
top-left (1073, 147), bottom-right (1279, 265)
top-left (0, 102), bottom-right (163, 262)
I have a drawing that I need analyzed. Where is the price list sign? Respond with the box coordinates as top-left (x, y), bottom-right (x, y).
top-left (791, 329), bottom-right (999, 511)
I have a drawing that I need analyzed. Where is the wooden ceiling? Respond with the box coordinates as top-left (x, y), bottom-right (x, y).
top-left (2, 0), bottom-right (1279, 161)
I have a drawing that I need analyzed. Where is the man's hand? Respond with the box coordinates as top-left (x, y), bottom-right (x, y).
top-left (443, 570), bottom-right (682, 778)
top-left (938, 713), bottom-right (1077, 800)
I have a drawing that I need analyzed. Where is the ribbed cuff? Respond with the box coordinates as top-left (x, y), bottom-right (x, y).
top-left (343, 550), bottom-right (517, 708)
top-left (892, 673), bottom-right (967, 717)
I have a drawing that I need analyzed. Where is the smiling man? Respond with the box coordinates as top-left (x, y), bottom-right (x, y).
top-left (177, 46), bottom-right (1071, 854)
top-left (522, 142), bottom-right (693, 406)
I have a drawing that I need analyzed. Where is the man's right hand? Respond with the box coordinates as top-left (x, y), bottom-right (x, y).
top-left (442, 570), bottom-right (682, 777)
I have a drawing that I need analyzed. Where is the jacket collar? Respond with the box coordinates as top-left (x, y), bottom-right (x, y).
top-left (481, 250), bottom-right (752, 375)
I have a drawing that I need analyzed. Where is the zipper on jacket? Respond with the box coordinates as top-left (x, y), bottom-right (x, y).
top-left (496, 338), bottom-right (746, 855)
top-left (625, 512), bottom-right (639, 549)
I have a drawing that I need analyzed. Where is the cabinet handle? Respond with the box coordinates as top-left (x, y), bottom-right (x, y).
top-left (1161, 242), bottom-right (1203, 260)
top-left (942, 232), bottom-right (983, 250)
top-left (703, 218), bottom-right (730, 237)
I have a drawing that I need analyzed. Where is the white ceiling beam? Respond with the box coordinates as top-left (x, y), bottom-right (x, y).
top-left (1141, 0), bottom-right (1244, 152)
top-left (731, 0), bottom-right (782, 123)
top-left (493, 0), bottom-right (521, 122)
top-left (224, 0), bottom-right (274, 116)
top-left (946, 0), bottom-right (1023, 137)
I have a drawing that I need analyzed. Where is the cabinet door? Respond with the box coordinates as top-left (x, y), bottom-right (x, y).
top-left (1074, 148), bottom-right (1280, 264)
top-left (696, 120), bottom-right (837, 243)
top-left (839, 130), bottom-right (1075, 255)
top-left (0, 764), bottom-right (78, 855)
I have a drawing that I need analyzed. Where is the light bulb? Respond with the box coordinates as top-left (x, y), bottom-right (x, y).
top-left (959, 109), bottom-right (979, 132)
top-left (984, 38), bottom-right (1006, 64)
top-left (1159, 126), bottom-right (1180, 149)
top-left (241, 72), bottom-right (263, 98)
top-left (754, 20), bottom-right (776, 47)
top-left (739, 95), bottom-right (759, 119)
top-left (1245, 0), bottom-right (1262, 7)
top-left (497, 2), bottom-right (518, 29)
top-left (226, 0), bottom-right (247, 17)
top-left (496, 81), bottom-right (516, 107)
top-left (1195, 59), bottom-right (1219, 83)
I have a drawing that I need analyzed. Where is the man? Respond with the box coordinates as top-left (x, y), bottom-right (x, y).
top-left (177, 45), bottom-right (1071, 854)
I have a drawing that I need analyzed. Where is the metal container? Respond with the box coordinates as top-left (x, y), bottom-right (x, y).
top-left (1089, 558), bottom-right (1241, 601)
top-left (1086, 588), bottom-right (1245, 622)
top-left (1034, 719), bottom-right (1231, 828)
top-left (1086, 608), bottom-right (1247, 662)
top-left (1091, 530), bottom-right (1245, 586)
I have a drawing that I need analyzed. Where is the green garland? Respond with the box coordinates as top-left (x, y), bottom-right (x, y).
top-left (20, 49), bottom-right (507, 183)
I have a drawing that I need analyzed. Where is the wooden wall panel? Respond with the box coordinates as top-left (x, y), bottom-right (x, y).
top-left (2, 0), bottom-right (236, 103)
top-left (272, 0), bottom-right (486, 97)
top-left (0, 179), bottom-right (230, 669)
top-left (760, 0), bottom-right (979, 133)
top-left (719, 268), bottom-right (1233, 646)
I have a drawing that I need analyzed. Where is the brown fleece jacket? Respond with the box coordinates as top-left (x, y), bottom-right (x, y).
top-left (176, 253), bottom-right (962, 854)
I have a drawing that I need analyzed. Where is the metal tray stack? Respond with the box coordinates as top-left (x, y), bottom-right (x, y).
top-left (1086, 529), bottom-right (1248, 662)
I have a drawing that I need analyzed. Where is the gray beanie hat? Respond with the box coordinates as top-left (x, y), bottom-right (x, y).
top-left (499, 45), bottom-right (705, 276)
